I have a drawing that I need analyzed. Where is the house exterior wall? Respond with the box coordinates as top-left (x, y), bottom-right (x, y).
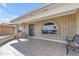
top-left (0, 25), bottom-right (15, 36)
top-left (20, 23), bottom-right (29, 35)
top-left (76, 11), bottom-right (79, 34)
top-left (20, 13), bottom-right (76, 41)
top-left (34, 13), bottom-right (76, 41)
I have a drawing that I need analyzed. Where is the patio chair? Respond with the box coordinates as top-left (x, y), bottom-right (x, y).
top-left (65, 35), bottom-right (79, 55)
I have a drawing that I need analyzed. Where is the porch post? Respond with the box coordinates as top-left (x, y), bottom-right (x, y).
top-left (76, 8), bottom-right (79, 34)
top-left (15, 24), bottom-right (19, 39)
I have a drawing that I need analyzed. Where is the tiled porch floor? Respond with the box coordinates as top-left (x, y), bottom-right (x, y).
top-left (0, 37), bottom-right (79, 56)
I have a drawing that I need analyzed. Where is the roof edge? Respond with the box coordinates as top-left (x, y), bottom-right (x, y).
top-left (10, 3), bottom-right (53, 23)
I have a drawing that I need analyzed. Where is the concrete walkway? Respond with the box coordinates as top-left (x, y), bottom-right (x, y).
top-left (10, 38), bottom-right (79, 56)
top-left (0, 37), bottom-right (27, 56)
top-left (0, 37), bottom-right (79, 56)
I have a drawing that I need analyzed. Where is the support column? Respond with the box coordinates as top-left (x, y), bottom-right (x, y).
top-left (15, 24), bottom-right (19, 39)
top-left (76, 9), bottom-right (79, 34)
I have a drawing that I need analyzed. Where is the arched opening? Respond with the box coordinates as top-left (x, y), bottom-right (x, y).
top-left (41, 22), bottom-right (58, 34)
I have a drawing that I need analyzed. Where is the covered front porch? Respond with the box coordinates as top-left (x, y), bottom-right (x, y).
top-left (12, 4), bottom-right (79, 43)
top-left (17, 10), bottom-right (79, 43)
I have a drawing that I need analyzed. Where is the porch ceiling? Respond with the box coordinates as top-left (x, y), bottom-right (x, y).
top-left (15, 9), bottom-right (77, 24)
top-left (22, 9), bottom-right (77, 24)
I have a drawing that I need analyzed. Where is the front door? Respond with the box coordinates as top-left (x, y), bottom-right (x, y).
top-left (29, 24), bottom-right (35, 36)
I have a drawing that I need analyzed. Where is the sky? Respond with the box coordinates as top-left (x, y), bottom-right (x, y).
top-left (0, 3), bottom-right (43, 24)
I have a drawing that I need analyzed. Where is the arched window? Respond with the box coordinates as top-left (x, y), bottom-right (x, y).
top-left (42, 22), bottom-right (57, 34)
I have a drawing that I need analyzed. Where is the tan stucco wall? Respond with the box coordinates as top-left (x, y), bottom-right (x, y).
top-left (34, 13), bottom-right (76, 41)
